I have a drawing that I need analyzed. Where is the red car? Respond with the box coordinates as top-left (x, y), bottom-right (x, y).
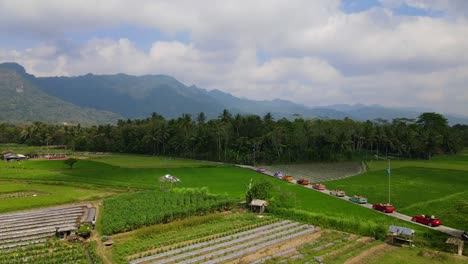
top-left (312, 184), bottom-right (326, 190)
top-left (372, 203), bottom-right (395, 213)
top-left (411, 215), bottom-right (442, 227)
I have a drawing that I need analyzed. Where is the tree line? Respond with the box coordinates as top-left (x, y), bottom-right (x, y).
top-left (1, 111), bottom-right (467, 164)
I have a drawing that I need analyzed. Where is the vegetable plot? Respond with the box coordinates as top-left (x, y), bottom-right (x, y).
top-left (100, 190), bottom-right (237, 234)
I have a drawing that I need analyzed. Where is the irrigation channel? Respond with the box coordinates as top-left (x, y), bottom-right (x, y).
top-left (130, 220), bottom-right (317, 264)
top-left (237, 165), bottom-right (464, 238)
top-left (0, 204), bottom-right (95, 250)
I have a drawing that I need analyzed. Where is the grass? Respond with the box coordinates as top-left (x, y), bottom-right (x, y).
top-left (362, 247), bottom-right (467, 264)
top-left (0, 181), bottom-right (115, 212)
top-left (89, 154), bottom-right (222, 168)
top-left (0, 150), bottom-right (464, 256)
top-left (326, 166), bottom-right (468, 230)
top-left (0, 154), bottom-right (456, 239)
top-left (0, 143), bottom-right (71, 155)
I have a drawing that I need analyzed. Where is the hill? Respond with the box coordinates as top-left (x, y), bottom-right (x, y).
top-left (2, 62), bottom-right (468, 125)
top-left (0, 63), bottom-right (122, 125)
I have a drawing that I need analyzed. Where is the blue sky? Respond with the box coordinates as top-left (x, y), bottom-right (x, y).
top-left (0, 0), bottom-right (467, 115)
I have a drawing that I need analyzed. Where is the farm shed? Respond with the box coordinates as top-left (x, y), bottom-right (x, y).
top-left (388, 225), bottom-right (415, 246)
top-left (249, 199), bottom-right (268, 213)
top-left (55, 226), bottom-right (77, 239)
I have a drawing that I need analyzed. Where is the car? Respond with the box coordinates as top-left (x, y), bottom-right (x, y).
top-left (273, 172), bottom-right (284, 178)
top-left (329, 190), bottom-right (345, 197)
top-left (372, 203), bottom-right (395, 213)
top-left (297, 179), bottom-right (309, 185)
top-left (462, 231), bottom-right (468, 241)
top-left (282, 175), bottom-right (294, 181)
top-left (256, 168), bottom-right (266, 173)
top-left (349, 195), bottom-right (367, 204)
top-left (312, 183), bottom-right (326, 190)
top-left (411, 215), bottom-right (442, 227)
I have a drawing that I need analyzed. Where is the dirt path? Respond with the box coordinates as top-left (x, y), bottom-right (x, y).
top-left (343, 243), bottom-right (395, 264)
top-left (237, 165), bottom-right (465, 238)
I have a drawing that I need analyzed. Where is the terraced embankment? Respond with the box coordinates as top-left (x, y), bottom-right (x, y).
top-left (130, 220), bottom-right (316, 264)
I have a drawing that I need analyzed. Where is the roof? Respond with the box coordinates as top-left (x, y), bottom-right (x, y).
top-left (250, 199), bottom-right (268, 207)
top-left (389, 225), bottom-right (415, 236)
top-left (159, 174), bottom-right (181, 183)
top-left (57, 226), bottom-right (77, 232)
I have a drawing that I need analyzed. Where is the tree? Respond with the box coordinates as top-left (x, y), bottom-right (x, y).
top-left (64, 158), bottom-right (78, 169)
top-left (245, 180), bottom-right (273, 204)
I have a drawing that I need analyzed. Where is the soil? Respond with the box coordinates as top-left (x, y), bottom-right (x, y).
top-left (343, 243), bottom-right (396, 264)
top-left (226, 229), bottom-right (323, 264)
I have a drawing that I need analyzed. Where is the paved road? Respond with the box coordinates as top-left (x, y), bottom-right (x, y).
top-left (237, 165), bottom-right (464, 238)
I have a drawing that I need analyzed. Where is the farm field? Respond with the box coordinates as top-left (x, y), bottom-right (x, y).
top-left (0, 181), bottom-right (114, 213)
top-left (326, 164), bottom-right (468, 230)
top-left (0, 153), bottom-right (455, 241)
top-left (89, 154), bottom-right (222, 168)
top-left (262, 162), bottom-right (362, 182)
top-left (0, 204), bottom-right (92, 264)
top-left (0, 143), bottom-right (72, 155)
top-left (360, 247), bottom-right (467, 264)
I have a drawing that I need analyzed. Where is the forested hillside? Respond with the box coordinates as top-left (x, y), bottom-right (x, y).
top-left (0, 63), bottom-right (122, 125)
top-left (1, 111), bottom-right (466, 164)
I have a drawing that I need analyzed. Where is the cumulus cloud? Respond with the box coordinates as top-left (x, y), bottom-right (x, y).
top-left (0, 0), bottom-right (467, 115)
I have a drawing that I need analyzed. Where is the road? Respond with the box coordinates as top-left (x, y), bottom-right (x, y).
top-left (237, 165), bottom-right (464, 238)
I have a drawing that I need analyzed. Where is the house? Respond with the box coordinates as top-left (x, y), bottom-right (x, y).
top-left (249, 199), bottom-right (268, 213)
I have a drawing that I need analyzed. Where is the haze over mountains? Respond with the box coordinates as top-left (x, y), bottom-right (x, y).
top-left (1, 62), bottom-right (467, 126)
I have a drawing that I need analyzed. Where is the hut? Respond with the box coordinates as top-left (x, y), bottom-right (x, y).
top-left (249, 199), bottom-right (268, 213)
top-left (159, 174), bottom-right (181, 190)
top-left (55, 226), bottom-right (77, 239)
top-left (388, 225), bottom-right (415, 246)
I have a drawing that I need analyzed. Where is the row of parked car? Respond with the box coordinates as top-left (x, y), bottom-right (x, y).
top-left (256, 167), bottom-right (443, 227)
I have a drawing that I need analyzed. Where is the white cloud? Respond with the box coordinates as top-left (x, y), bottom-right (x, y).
top-left (0, 0), bottom-right (467, 115)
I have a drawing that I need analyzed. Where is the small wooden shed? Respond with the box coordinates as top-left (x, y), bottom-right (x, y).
top-left (249, 199), bottom-right (268, 213)
top-left (56, 226), bottom-right (77, 239)
top-left (388, 225), bottom-right (415, 247)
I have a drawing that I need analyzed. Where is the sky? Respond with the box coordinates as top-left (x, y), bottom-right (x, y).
top-left (1, 0), bottom-right (467, 115)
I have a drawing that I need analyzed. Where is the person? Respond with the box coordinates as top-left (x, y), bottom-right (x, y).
top-left (91, 216), bottom-right (96, 228)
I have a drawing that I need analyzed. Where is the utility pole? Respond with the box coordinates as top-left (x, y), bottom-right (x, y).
top-left (375, 155), bottom-right (393, 204)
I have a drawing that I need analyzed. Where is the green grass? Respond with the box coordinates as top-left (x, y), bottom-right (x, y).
top-left (0, 154), bottom-right (455, 239)
top-left (363, 247), bottom-right (467, 264)
top-left (0, 181), bottom-right (114, 212)
top-left (326, 167), bottom-right (468, 230)
top-left (0, 143), bottom-right (71, 155)
top-left (89, 154), bottom-right (222, 168)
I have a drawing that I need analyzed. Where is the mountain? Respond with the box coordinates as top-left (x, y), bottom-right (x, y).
top-left (0, 63), bottom-right (122, 125)
top-left (36, 74), bottom-right (226, 119)
top-left (2, 62), bottom-right (468, 125)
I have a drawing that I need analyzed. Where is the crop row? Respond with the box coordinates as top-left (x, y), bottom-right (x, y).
top-left (111, 213), bottom-right (276, 263)
top-left (99, 190), bottom-right (237, 235)
top-left (0, 239), bottom-right (88, 264)
top-left (131, 220), bottom-right (315, 264)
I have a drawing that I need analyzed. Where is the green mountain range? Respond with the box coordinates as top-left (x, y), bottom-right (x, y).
top-left (0, 63), bottom-right (122, 125)
top-left (1, 62), bottom-right (467, 125)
